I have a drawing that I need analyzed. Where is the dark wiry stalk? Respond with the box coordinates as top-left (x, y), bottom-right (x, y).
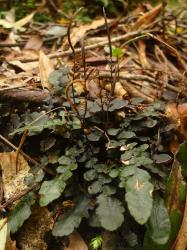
top-left (81, 36), bottom-right (86, 81)
top-left (81, 37), bottom-right (88, 121)
top-left (67, 7), bottom-right (83, 107)
top-left (161, 0), bottom-right (167, 38)
top-left (103, 7), bottom-right (115, 96)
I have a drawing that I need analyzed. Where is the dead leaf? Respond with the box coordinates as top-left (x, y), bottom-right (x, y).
top-left (5, 8), bottom-right (15, 24)
top-left (73, 80), bottom-right (85, 95)
top-left (138, 40), bottom-right (149, 68)
top-left (0, 218), bottom-right (7, 250)
top-left (0, 151), bottom-right (32, 200)
top-left (39, 50), bottom-right (54, 89)
top-left (5, 48), bottom-right (39, 62)
top-left (170, 135), bottom-right (180, 155)
top-left (0, 11), bottom-right (35, 30)
top-left (14, 12), bottom-right (35, 30)
top-left (104, 82), bottom-right (128, 99)
top-left (0, 74), bottom-right (7, 86)
top-left (178, 103), bottom-right (187, 140)
top-left (165, 103), bottom-right (179, 124)
top-left (178, 103), bottom-right (187, 116)
top-left (24, 35), bottom-right (43, 51)
top-left (63, 231), bottom-right (88, 250)
top-left (131, 4), bottom-right (162, 31)
top-left (0, 20), bottom-right (13, 29)
top-left (165, 103), bottom-right (187, 140)
top-left (68, 18), bottom-right (112, 47)
top-left (5, 236), bottom-right (18, 250)
top-left (8, 60), bottom-right (38, 72)
top-left (86, 79), bottom-right (100, 98)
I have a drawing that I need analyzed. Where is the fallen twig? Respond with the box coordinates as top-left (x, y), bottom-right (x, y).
top-left (19, 30), bottom-right (152, 63)
top-left (0, 184), bottom-right (37, 211)
top-left (0, 89), bottom-right (64, 104)
top-left (0, 134), bottom-right (40, 166)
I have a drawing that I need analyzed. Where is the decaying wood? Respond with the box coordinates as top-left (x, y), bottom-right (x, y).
top-left (0, 89), bottom-right (64, 104)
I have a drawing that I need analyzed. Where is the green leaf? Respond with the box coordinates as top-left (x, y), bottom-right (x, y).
top-left (147, 197), bottom-right (171, 245)
top-left (177, 142), bottom-right (187, 178)
top-left (108, 99), bottom-right (128, 111)
top-left (131, 97), bottom-right (144, 105)
top-left (48, 67), bottom-right (69, 93)
top-left (153, 154), bottom-right (172, 164)
top-left (125, 169), bottom-right (153, 224)
top-left (99, 0), bottom-right (109, 7)
top-left (39, 172), bottom-right (72, 206)
top-left (88, 129), bottom-right (103, 141)
top-left (112, 47), bottom-right (124, 58)
top-left (145, 118), bottom-right (158, 128)
top-left (72, 117), bottom-right (81, 129)
top-left (109, 169), bottom-right (120, 178)
top-left (85, 158), bottom-right (98, 168)
top-left (102, 185), bottom-right (116, 195)
top-left (159, 158), bottom-right (187, 249)
top-left (96, 194), bottom-right (124, 231)
top-left (90, 235), bottom-right (103, 250)
top-left (8, 193), bottom-right (35, 233)
top-left (107, 128), bottom-right (120, 136)
top-left (84, 169), bottom-right (98, 181)
top-left (88, 181), bottom-right (102, 194)
top-left (57, 155), bottom-right (78, 173)
top-left (118, 131), bottom-right (136, 139)
top-left (52, 196), bottom-right (90, 236)
top-left (121, 151), bottom-right (133, 161)
top-left (120, 166), bottom-right (136, 178)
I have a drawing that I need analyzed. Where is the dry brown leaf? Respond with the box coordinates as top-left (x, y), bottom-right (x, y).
top-left (3, 32), bottom-right (20, 52)
top-left (8, 60), bottom-right (38, 72)
top-left (0, 11), bottom-right (35, 30)
top-left (5, 8), bottom-right (15, 24)
top-left (5, 236), bottom-right (18, 250)
top-left (0, 151), bottom-right (32, 200)
top-left (0, 218), bottom-right (7, 250)
top-left (0, 74), bottom-right (7, 86)
top-left (170, 135), bottom-right (180, 155)
top-left (131, 4), bottom-right (162, 31)
top-left (165, 103), bottom-right (179, 124)
top-left (24, 35), bottom-right (43, 51)
top-left (104, 82), bottom-right (128, 99)
top-left (68, 18), bottom-right (112, 47)
top-left (165, 103), bottom-right (187, 140)
top-left (171, 193), bottom-right (187, 250)
top-left (138, 40), bottom-right (149, 68)
top-left (178, 103), bottom-right (187, 140)
top-left (39, 50), bottom-right (54, 90)
top-left (73, 80), bottom-right (85, 95)
top-left (5, 48), bottom-right (39, 62)
top-left (86, 79), bottom-right (100, 98)
top-left (14, 12), bottom-right (35, 29)
top-left (63, 231), bottom-right (88, 250)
